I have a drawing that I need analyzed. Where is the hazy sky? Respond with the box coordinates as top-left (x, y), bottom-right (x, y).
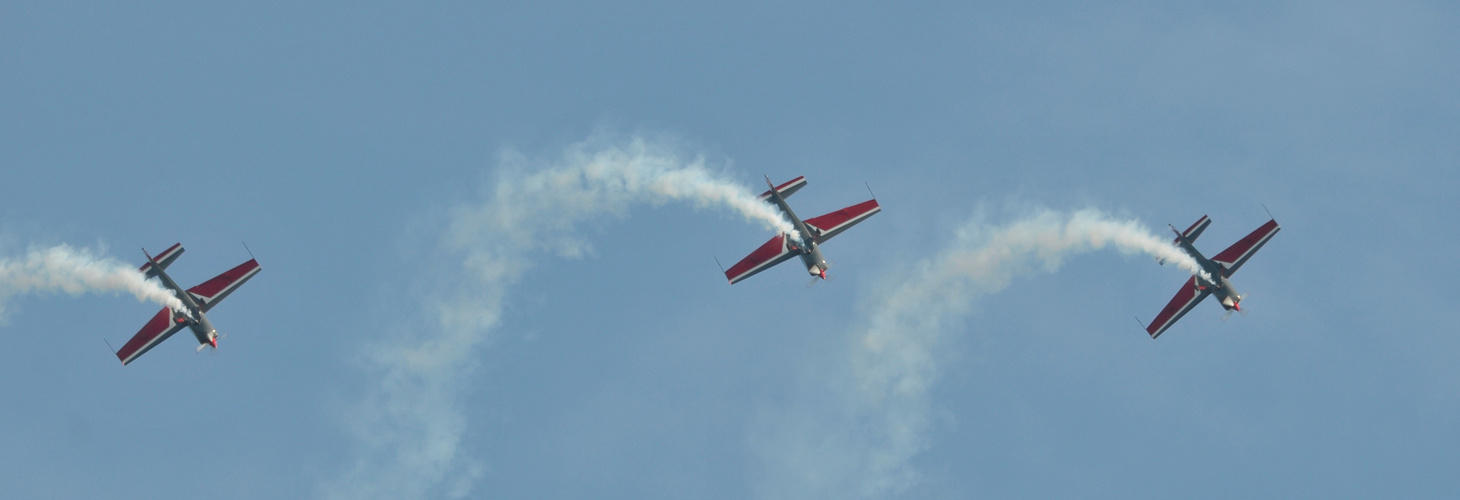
top-left (2, 2), bottom-right (1457, 498)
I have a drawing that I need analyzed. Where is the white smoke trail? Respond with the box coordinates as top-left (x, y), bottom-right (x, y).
top-left (0, 244), bottom-right (186, 322)
top-left (323, 134), bottom-right (795, 499)
top-left (754, 208), bottom-right (1204, 499)
top-left (461, 137), bottom-right (799, 260)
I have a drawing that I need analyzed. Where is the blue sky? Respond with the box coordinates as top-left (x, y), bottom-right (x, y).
top-left (2, 1), bottom-right (1457, 498)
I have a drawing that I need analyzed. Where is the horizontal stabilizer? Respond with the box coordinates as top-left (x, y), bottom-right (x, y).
top-left (139, 243), bottom-right (185, 280)
top-left (758, 176), bottom-right (807, 202)
top-left (1176, 215), bottom-right (1211, 245)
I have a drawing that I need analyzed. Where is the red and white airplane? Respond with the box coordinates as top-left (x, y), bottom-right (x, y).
top-left (112, 243), bottom-right (261, 365)
top-left (1145, 215), bottom-right (1280, 339)
top-left (723, 176), bottom-right (881, 284)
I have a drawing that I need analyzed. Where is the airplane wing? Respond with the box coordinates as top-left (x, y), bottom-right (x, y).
top-left (188, 259), bottom-right (262, 312)
top-left (1147, 276), bottom-right (1212, 339)
top-left (1211, 219), bottom-right (1281, 276)
top-left (804, 199), bottom-right (881, 243)
top-left (725, 234), bottom-right (798, 284)
top-left (116, 308), bottom-right (188, 365)
top-left (139, 243), bottom-right (185, 280)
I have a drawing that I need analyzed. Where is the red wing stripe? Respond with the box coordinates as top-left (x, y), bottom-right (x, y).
top-left (191, 259), bottom-right (262, 311)
top-left (1211, 219), bottom-right (1280, 276)
top-left (804, 199), bottom-right (881, 243)
top-left (725, 234), bottom-right (795, 284)
top-left (116, 308), bottom-right (187, 365)
top-left (1147, 276), bottom-right (1211, 339)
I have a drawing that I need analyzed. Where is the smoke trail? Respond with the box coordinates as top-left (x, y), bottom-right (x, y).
top-left (0, 244), bottom-right (186, 322)
top-left (754, 208), bottom-right (1203, 499)
top-left (461, 138), bottom-right (799, 262)
top-left (323, 134), bottom-right (795, 499)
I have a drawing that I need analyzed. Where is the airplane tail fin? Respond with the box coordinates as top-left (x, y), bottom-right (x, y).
top-left (757, 176), bottom-right (808, 202)
top-left (1175, 215), bottom-right (1212, 245)
top-left (139, 243), bottom-right (185, 280)
top-left (142, 248), bottom-right (180, 292)
top-left (143, 247), bottom-right (199, 319)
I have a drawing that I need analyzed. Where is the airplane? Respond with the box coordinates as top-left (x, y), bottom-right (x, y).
top-left (1144, 215), bottom-right (1281, 339)
top-left (722, 176), bottom-right (881, 284)
top-left (111, 243), bottom-right (261, 365)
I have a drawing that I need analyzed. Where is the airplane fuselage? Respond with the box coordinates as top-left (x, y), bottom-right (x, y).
top-left (177, 309), bottom-right (219, 346)
top-left (147, 249), bottom-right (221, 347)
top-left (1176, 235), bottom-right (1243, 311)
top-left (764, 180), bottom-right (830, 278)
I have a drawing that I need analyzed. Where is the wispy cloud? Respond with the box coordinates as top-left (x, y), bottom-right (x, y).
top-left (0, 244), bottom-right (185, 323)
top-left (323, 133), bottom-right (791, 499)
top-left (753, 208), bottom-right (1200, 499)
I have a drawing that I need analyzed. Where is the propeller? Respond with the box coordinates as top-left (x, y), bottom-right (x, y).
top-left (805, 268), bottom-right (836, 288)
top-left (1220, 293), bottom-right (1249, 322)
top-left (196, 332), bottom-right (227, 353)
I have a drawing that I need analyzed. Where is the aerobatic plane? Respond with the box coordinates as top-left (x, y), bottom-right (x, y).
top-left (111, 243), bottom-right (261, 365)
top-left (1145, 215), bottom-right (1281, 339)
top-left (722, 176), bottom-right (881, 284)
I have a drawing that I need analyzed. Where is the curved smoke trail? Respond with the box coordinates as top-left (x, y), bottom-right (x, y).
top-left (0, 244), bottom-right (186, 322)
top-left (754, 208), bottom-right (1204, 499)
top-left (323, 135), bottom-right (795, 499)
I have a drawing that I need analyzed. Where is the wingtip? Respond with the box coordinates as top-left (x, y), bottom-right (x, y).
top-left (1134, 315), bottom-right (1151, 333)
top-left (103, 338), bottom-right (123, 364)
